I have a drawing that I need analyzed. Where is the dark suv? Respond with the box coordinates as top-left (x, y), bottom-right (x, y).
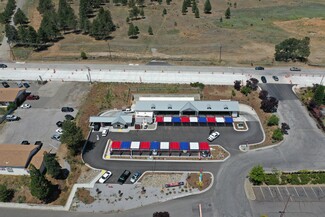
top-left (61, 107), bottom-right (74, 112)
top-left (255, 66), bottom-right (264, 70)
top-left (117, 170), bottom-right (131, 185)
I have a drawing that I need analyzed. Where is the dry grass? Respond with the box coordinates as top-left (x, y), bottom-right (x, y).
top-left (186, 173), bottom-right (212, 191)
top-left (76, 188), bottom-right (95, 204)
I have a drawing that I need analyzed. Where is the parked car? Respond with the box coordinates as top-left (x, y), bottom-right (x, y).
top-left (21, 140), bottom-right (30, 145)
top-left (255, 66), bottom-right (264, 70)
top-left (272, 76), bottom-right (279, 81)
top-left (123, 108), bottom-right (135, 113)
top-left (1, 81), bottom-right (9, 88)
top-left (56, 121), bottom-right (63, 127)
top-left (17, 82), bottom-right (23, 88)
top-left (26, 95), bottom-right (39, 100)
top-left (34, 141), bottom-right (43, 146)
top-left (61, 107), bottom-right (74, 112)
top-left (0, 64), bottom-right (7, 68)
top-left (130, 171), bottom-right (141, 183)
top-left (65, 114), bottom-right (74, 120)
top-left (207, 131), bottom-right (220, 142)
top-left (290, 67), bottom-right (301, 71)
top-left (51, 133), bottom-right (61, 141)
top-left (56, 128), bottom-right (63, 135)
top-left (23, 83), bottom-right (30, 88)
top-left (98, 171), bottom-right (112, 183)
top-left (20, 103), bottom-right (31, 109)
top-left (6, 115), bottom-right (19, 121)
top-left (261, 76), bottom-right (267, 83)
top-left (117, 170), bottom-right (131, 185)
top-left (94, 123), bottom-right (100, 131)
top-left (102, 129), bottom-right (108, 137)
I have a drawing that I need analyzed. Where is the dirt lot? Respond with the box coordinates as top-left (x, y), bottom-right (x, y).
top-left (15, 0), bottom-right (325, 65)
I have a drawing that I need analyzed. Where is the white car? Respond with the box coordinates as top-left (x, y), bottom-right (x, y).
top-left (102, 129), bottom-right (108, 137)
top-left (98, 171), bottom-right (112, 183)
top-left (207, 131), bottom-right (220, 142)
top-left (130, 171), bottom-right (141, 183)
top-left (56, 128), bottom-right (63, 135)
top-left (20, 103), bottom-right (31, 109)
top-left (123, 108), bottom-right (135, 113)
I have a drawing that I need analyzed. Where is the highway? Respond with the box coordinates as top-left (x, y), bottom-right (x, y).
top-left (1, 63), bottom-right (325, 217)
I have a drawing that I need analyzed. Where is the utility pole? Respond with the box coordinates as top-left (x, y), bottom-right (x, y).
top-left (320, 74), bottom-right (324, 85)
top-left (279, 195), bottom-right (291, 217)
top-left (85, 66), bottom-right (92, 83)
top-left (219, 45), bottom-right (222, 62)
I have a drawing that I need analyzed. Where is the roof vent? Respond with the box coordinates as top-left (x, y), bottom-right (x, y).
top-left (151, 104), bottom-right (156, 109)
top-left (207, 104), bottom-right (211, 109)
top-left (224, 104), bottom-right (228, 109)
top-left (168, 104), bottom-right (172, 109)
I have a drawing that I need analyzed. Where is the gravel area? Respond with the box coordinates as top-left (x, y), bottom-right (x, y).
top-left (77, 168), bottom-right (102, 184)
top-left (139, 172), bottom-right (188, 188)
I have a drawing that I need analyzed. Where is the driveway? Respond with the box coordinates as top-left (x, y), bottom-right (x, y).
top-left (0, 81), bottom-right (90, 151)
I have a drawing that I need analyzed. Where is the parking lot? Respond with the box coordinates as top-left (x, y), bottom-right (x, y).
top-left (0, 81), bottom-right (90, 151)
top-left (253, 185), bottom-right (325, 202)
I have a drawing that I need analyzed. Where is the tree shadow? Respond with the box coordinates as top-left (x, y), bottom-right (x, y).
top-left (45, 184), bottom-right (61, 204)
top-left (56, 168), bottom-right (69, 180)
top-left (83, 140), bottom-right (96, 154)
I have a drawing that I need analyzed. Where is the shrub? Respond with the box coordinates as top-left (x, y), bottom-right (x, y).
top-left (272, 128), bottom-right (283, 141)
top-left (81, 51), bottom-right (87, 59)
top-left (267, 115), bottom-right (279, 126)
top-left (290, 174), bottom-right (301, 185)
top-left (264, 174), bottom-right (280, 185)
top-left (299, 173), bottom-right (310, 185)
top-left (249, 165), bottom-right (265, 185)
top-left (280, 174), bottom-right (288, 185)
top-left (241, 86), bottom-right (251, 96)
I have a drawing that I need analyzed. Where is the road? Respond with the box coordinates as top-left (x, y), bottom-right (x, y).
top-left (0, 62), bottom-right (324, 217)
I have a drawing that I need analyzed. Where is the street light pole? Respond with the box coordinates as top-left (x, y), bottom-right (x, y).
top-left (279, 195), bottom-right (291, 217)
top-left (85, 66), bottom-right (92, 83)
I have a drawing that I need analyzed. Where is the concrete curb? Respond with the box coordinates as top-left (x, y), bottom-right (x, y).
top-left (244, 178), bottom-right (256, 201)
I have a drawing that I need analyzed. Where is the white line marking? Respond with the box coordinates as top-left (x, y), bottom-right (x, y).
top-left (318, 186), bottom-right (324, 194)
top-left (311, 187), bottom-right (318, 198)
top-left (259, 187), bottom-right (266, 200)
top-left (294, 187), bottom-right (300, 197)
top-left (268, 186), bottom-right (274, 198)
top-left (285, 187), bottom-right (293, 201)
top-left (302, 187), bottom-right (309, 198)
top-left (277, 186), bottom-right (284, 200)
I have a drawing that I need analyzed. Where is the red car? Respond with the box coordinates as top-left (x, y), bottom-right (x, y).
top-left (26, 95), bottom-right (39, 100)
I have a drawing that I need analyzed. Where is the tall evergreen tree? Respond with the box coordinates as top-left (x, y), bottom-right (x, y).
top-left (148, 26), bottom-right (153, 35)
top-left (166, 0), bottom-right (171, 5)
top-left (195, 7), bottom-right (199, 18)
top-left (225, 7), bottom-right (231, 19)
top-left (26, 25), bottom-right (38, 45)
top-left (13, 8), bottom-right (28, 25)
top-left (38, 10), bottom-right (60, 43)
top-left (204, 0), bottom-right (212, 14)
top-left (18, 25), bottom-right (28, 44)
top-left (44, 153), bottom-right (62, 178)
top-left (129, 6), bottom-right (140, 20)
top-left (58, 0), bottom-right (77, 30)
top-left (140, 8), bottom-right (145, 18)
top-left (37, 0), bottom-right (54, 14)
top-left (128, 22), bottom-right (139, 38)
top-left (29, 164), bottom-right (52, 201)
top-left (90, 8), bottom-right (114, 40)
top-left (61, 120), bottom-right (84, 156)
top-left (192, 0), bottom-right (197, 13)
top-left (0, 0), bottom-right (17, 24)
top-left (0, 184), bottom-right (11, 202)
top-left (313, 85), bottom-right (325, 106)
top-left (79, 0), bottom-right (92, 32)
top-left (181, 0), bottom-right (187, 15)
top-left (5, 24), bottom-right (19, 44)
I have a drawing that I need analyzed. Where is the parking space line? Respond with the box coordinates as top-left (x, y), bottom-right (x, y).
top-left (294, 187), bottom-right (300, 197)
top-left (277, 186), bottom-right (284, 200)
top-left (285, 187), bottom-right (294, 201)
top-left (311, 187), bottom-right (318, 198)
top-left (302, 187), bottom-right (309, 198)
top-left (268, 186), bottom-right (274, 198)
top-left (259, 187), bottom-right (266, 200)
top-left (318, 186), bottom-right (324, 194)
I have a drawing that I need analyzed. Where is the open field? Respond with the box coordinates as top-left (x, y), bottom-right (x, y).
top-left (12, 0), bottom-right (325, 65)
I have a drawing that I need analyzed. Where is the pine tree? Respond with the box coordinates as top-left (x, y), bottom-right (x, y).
top-left (135, 26), bottom-right (140, 35)
top-left (0, 184), bottom-right (11, 202)
top-left (61, 120), bottom-right (84, 156)
top-left (38, 10), bottom-right (60, 43)
top-left (192, 0), bottom-right (197, 13)
top-left (58, 0), bottom-right (77, 31)
top-left (204, 0), bottom-right (212, 14)
top-left (121, 0), bottom-right (128, 6)
top-left (13, 8), bottom-right (28, 25)
top-left (37, 0), bottom-right (54, 14)
top-left (90, 8), bottom-right (114, 39)
top-left (225, 7), bottom-right (231, 19)
top-left (0, 0), bottom-right (17, 24)
top-left (166, 0), bottom-right (171, 5)
top-left (140, 8), bottom-right (145, 18)
top-left (26, 26), bottom-right (38, 45)
top-left (195, 7), bottom-right (199, 18)
top-left (163, 8), bottom-right (167, 16)
top-left (148, 26), bottom-right (153, 35)
top-left (5, 24), bottom-right (19, 44)
top-left (181, 0), bottom-right (187, 15)
top-left (18, 25), bottom-right (28, 44)
top-left (129, 6), bottom-right (140, 20)
top-left (29, 164), bottom-right (52, 201)
top-left (128, 23), bottom-right (139, 38)
top-left (79, 0), bottom-right (91, 32)
top-left (128, 0), bottom-right (136, 8)
top-left (44, 153), bottom-right (62, 178)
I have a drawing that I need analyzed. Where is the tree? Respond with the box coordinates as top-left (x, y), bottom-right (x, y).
top-left (225, 7), bottom-right (231, 19)
top-left (194, 7), bottom-right (199, 18)
top-left (80, 51), bottom-right (87, 59)
top-left (38, 10), bottom-right (60, 43)
top-left (58, 0), bottom-right (77, 31)
top-left (140, 8), bottom-right (145, 18)
top-left (37, 0), bottom-right (54, 14)
top-left (79, 0), bottom-right (92, 32)
top-left (29, 164), bottom-right (52, 201)
top-left (90, 8), bottom-right (115, 40)
top-left (0, 184), bottom-right (11, 202)
top-left (129, 6), bottom-right (140, 20)
top-left (148, 26), bottom-right (153, 35)
top-left (261, 97), bottom-right (278, 113)
top-left (158, 0), bottom-right (163, 4)
top-left (267, 114), bottom-right (279, 126)
top-left (44, 153), bottom-right (62, 178)
top-left (163, 8), bottom-right (167, 16)
top-left (61, 120), bottom-right (84, 156)
top-left (5, 24), bottom-right (19, 44)
top-left (204, 0), bottom-right (212, 14)
top-left (128, 0), bottom-right (136, 8)
top-left (313, 85), bottom-right (324, 106)
top-left (259, 90), bottom-right (268, 100)
top-left (241, 86), bottom-right (251, 96)
top-left (274, 37), bottom-right (310, 62)
top-left (272, 128), bottom-right (284, 141)
top-left (191, 0), bottom-right (197, 13)
top-left (249, 165), bottom-right (265, 185)
top-left (234, 80), bottom-right (241, 91)
top-left (0, 0), bottom-right (16, 24)
top-left (181, 0), bottom-right (187, 15)
top-left (136, 0), bottom-right (145, 7)
top-left (247, 78), bottom-right (259, 90)
top-left (26, 25), bottom-right (39, 45)
top-left (166, 0), bottom-right (171, 5)
top-left (13, 8), bottom-right (28, 25)
top-left (121, 0), bottom-right (128, 6)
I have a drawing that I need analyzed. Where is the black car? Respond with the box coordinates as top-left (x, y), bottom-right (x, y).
top-left (255, 66), bottom-right (264, 70)
top-left (34, 141), bottom-right (43, 146)
top-left (23, 83), bottom-right (30, 88)
top-left (0, 64), bottom-right (7, 68)
top-left (21, 140), bottom-right (30, 145)
top-left (65, 114), bottom-right (74, 120)
top-left (61, 107), bottom-right (74, 112)
top-left (56, 121), bottom-right (63, 127)
top-left (272, 76), bottom-right (279, 81)
top-left (261, 76), bottom-right (267, 83)
top-left (117, 170), bottom-right (131, 185)
top-left (94, 123), bottom-right (100, 131)
top-left (1, 81), bottom-right (9, 88)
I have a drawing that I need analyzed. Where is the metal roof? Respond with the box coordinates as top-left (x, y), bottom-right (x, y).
top-left (89, 113), bottom-right (132, 124)
top-left (134, 100), bottom-right (239, 112)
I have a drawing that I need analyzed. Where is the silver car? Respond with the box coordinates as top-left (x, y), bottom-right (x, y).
top-left (207, 131), bottom-right (220, 142)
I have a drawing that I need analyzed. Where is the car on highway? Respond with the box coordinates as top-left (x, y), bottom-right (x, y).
top-left (26, 94), bottom-right (39, 100)
top-left (56, 121), bottom-right (63, 127)
top-left (118, 170), bottom-right (131, 185)
top-left (17, 82), bottom-right (24, 88)
top-left (23, 83), bottom-right (30, 88)
top-left (21, 140), bottom-right (30, 145)
top-left (61, 107), bottom-right (74, 112)
top-left (6, 115), bottom-right (19, 121)
top-left (56, 128), bottom-right (63, 135)
top-left (0, 64), bottom-right (7, 68)
top-left (34, 141), bottom-right (43, 146)
top-left (20, 103), bottom-right (31, 109)
top-left (98, 171), bottom-right (112, 183)
top-left (51, 133), bottom-right (61, 141)
top-left (1, 81), bottom-right (9, 88)
top-left (272, 76), bottom-right (279, 81)
top-left (65, 114), bottom-right (74, 120)
top-left (261, 76), bottom-right (267, 83)
top-left (207, 131), bottom-right (220, 142)
top-left (290, 67), bottom-right (301, 71)
top-left (255, 66), bottom-right (264, 70)
top-left (130, 171), bottom-right (141, 183)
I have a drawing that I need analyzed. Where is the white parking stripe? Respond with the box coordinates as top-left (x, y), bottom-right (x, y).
top-left (311, 187), bottom-right (318, 198)
top-left (277, 186), bottom-right (284, 200)
top-left (294, 187), bottom-right (300, 197)
top-left (302, 187), bottom-right (309, 198)
top-left (268, 186), bottom-right (274, 198)
top-left (260, 187), bottom-right (266, 199)
top-left (318, 186), bottom-right (324, 194)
